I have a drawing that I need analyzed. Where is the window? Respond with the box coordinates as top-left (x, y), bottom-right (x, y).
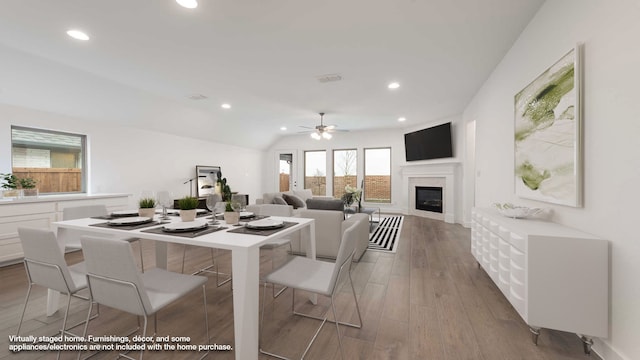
top-left (11, 126), bottom-right (86, 194)
top-left (333, 149), bottom-right (357, 199)
top-left (304, 150), bottom-right (326, 196)
top-left (364, 147), bottom-right (391, 203)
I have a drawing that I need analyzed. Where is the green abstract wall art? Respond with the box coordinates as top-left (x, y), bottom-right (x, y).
top-left (514, 46), bottom-right (582, 207)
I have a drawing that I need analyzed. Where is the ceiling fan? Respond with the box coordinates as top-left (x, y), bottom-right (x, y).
top-left (298, 113), bottom-right (347, 140)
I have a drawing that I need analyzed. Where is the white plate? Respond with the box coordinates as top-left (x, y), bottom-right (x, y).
top-left (246, 218), bottom-right (284, 230)
top-left (108, 216), bottom-right (153, 226)
top-left (111, 210), bottom-right (140, 217)
top-left (163, 220), bottom-right (208, 233)
top-left (240, 211), bottom-right (255, 219)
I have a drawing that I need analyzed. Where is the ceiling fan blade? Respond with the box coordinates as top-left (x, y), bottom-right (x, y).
top-left (325, 124), bottom-right (337, 130)
top-left (298, 125), bottom-right (314, 129)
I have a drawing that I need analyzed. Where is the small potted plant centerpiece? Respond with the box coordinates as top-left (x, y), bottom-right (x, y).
top-left (178, 196), bottom-right (199, 222)
top-left (138, 197), bottom-right (157, 219)
top-left (223, 201), bottom-right (240, 225)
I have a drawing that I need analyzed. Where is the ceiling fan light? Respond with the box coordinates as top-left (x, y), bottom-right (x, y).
top-left (176, 0), bottom-right (198, 9)
top-left (311, 132), bottom-right (321, 140)
top-left (322, 132), bottom-right (332, 139)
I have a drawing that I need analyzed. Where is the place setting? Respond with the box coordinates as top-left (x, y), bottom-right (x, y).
top-left (227, 217), bottom-right (298, 236)
top-left (90, 209), bottom-right (141, 220)
top-left (141, 219), bottom-right (228, 238)
top-left (90, 215), bottom-right (168, 231)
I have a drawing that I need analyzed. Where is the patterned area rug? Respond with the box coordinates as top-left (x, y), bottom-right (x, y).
top-left (368, 216), bottom-right (404, 253)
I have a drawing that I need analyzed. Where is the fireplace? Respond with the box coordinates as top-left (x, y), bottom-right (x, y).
top-left (415, 186), bottom-right (443, 213)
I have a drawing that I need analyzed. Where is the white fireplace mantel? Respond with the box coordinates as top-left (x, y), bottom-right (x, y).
top-left (401, 162), bottom-right (460, 223)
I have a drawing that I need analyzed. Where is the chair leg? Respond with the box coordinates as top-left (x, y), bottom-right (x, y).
top-left (198, 284), bottom-right (210, 360)
top-left (271, 244), bottom-right (291, 298)
top-left (330, 296), bottom-right (345, 360)
top-left (16, 283), bottom-right (33, 336)
top-left (182, 247), bottom-right (232, 288)
top-left (137, 240), bottom-right (144, 273)
top-left (259, 282), bottom-right (289, 360)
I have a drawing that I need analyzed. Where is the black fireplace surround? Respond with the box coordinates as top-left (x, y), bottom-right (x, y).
top-left (415, 186), bottom-right (443, 213)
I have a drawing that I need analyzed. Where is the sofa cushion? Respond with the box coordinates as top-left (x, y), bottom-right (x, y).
top-left (272, 196), bottom-right (288, 205)
top-left (262, 192), bottom-right (281, 205)
top-left (306, 198), bottom-right (344, 211)
top-left (293, 189), bottom-right (314, 202)
top-left (282, 193), bottom-right (306, 209)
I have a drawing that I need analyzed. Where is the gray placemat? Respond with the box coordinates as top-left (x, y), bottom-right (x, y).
top-left (140, 224), bottom-right (228, 238)
top-left (90, 220), bottom-right (168, 231)
top-left (226, 221), bottom-right (298, 236)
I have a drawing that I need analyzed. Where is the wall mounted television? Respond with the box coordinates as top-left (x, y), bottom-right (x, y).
top-left (404, 122), bottom-right (453, 161)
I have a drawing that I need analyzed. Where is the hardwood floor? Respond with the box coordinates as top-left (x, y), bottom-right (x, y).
top-left (0, 216), bottom-right (599, 359)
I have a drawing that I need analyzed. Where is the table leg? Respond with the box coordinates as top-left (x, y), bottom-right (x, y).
top-left (155, 242), bottom-right (168, 270)
top-left (302, 221), bottom-right (318, 305)
top-left (231, 246), bottom-right (260, 360)
top-left (46, 226), bottom-right (67, 316)
top-left (46, 289), bottom-right (60, 316)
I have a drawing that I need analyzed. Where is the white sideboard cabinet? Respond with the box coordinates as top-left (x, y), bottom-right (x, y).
top-left (0, 194), bottom-right (130, 266)
top-left (471, 207), bottom-right (608, 353)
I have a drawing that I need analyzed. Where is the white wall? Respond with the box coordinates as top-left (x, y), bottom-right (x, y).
top-left (0, 104), bottom-right (264, 207)
top-left (463, 1), bottom-right (640, 359)
top-left (264, 115), bottom-right (465, 222)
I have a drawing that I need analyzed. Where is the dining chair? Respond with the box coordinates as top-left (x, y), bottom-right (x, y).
top-left (246, 203), bottom-right (295, 298)
top-left (180, 194), bottom-right (231, 287)
top-left (259, 222), bottom-right (363, 360)
top-left (79, 235), bottom-right (210, 360)
top-left (16, 227), bottom-right (96, 360)
top-left (61, 204), bottom-right (145, 271)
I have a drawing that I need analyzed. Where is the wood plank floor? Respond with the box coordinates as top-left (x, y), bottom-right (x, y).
top-left (0, 216), bottom-right (600, 359)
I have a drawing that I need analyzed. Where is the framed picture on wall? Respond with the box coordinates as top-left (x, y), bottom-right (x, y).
top-left (514, 45), bottom-right (583, 207)
top-left (195, 165), bottom-right (221, 198)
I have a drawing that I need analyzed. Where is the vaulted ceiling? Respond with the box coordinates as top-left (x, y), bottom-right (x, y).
top-left (0, 0), bottom-right (544, 149)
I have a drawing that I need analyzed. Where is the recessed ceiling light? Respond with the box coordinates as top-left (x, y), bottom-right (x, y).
top-left (66, 29), bottom-right (90, 41)
top-left (221, 103), bottom-right (231, 109)
top-left (280, 126), bottom-right (287, 131)
top-left (398, 117), bottom-right (406, 122)
top-left (176, 0), bottom-right (198, 9)
top-left (387, 82), bottom-right (400, 89)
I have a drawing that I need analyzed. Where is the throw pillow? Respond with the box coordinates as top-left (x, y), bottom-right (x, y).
top-left (282, 193), bottom-right (305, 209)
top-left (272, 196), bottom-right (288, 205)
top-left (306, 198), bottom-right (344, 211)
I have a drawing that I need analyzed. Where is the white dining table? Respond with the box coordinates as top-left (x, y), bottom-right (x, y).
top-left (51, 215), bottom-right (316, 360)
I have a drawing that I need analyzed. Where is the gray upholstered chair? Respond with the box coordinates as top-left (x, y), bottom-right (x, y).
top-left (61, 204), bottom-right (145, 271)
top-left (16, 227), bottom-right (94, 360)
top-left (79, 235), bottom-right (210, 360)
top-left (259, 222), bottom-right (363, 359)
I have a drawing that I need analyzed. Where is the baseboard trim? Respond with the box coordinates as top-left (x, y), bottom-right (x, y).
top-left (591, 338), bottom-right (629, 360)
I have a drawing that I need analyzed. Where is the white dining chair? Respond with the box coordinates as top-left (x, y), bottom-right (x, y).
top-left (61, 204), bottom-right (145, 271)
top-left (16, 227), bottom-right (95, 360)
top-left (246, 203), bottom-right (295, 297)
top-left (180, 194), bottom-right (231, 287)
top-left (259, 222), bottom-right (363, 359)
top-left (79, 235), bottom-right (210, 360)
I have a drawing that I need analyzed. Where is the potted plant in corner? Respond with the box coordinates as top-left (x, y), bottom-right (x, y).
top-left (138, 197), bottom-right (157, 219)
top-left (1, 173), bottom-right (22, 199)
top-left (178, 196), bottom-right (199, 222)
top-left (223, 201), bottom-right (240, 225)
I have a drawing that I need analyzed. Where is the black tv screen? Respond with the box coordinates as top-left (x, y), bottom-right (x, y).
top-left (404, 122), bottom-right (453, 161)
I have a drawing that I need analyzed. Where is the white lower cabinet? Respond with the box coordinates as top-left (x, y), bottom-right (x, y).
top-left (0, 194), bottom-right (130, 266)
top-left (471, 208), bottom-right (608, 353)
